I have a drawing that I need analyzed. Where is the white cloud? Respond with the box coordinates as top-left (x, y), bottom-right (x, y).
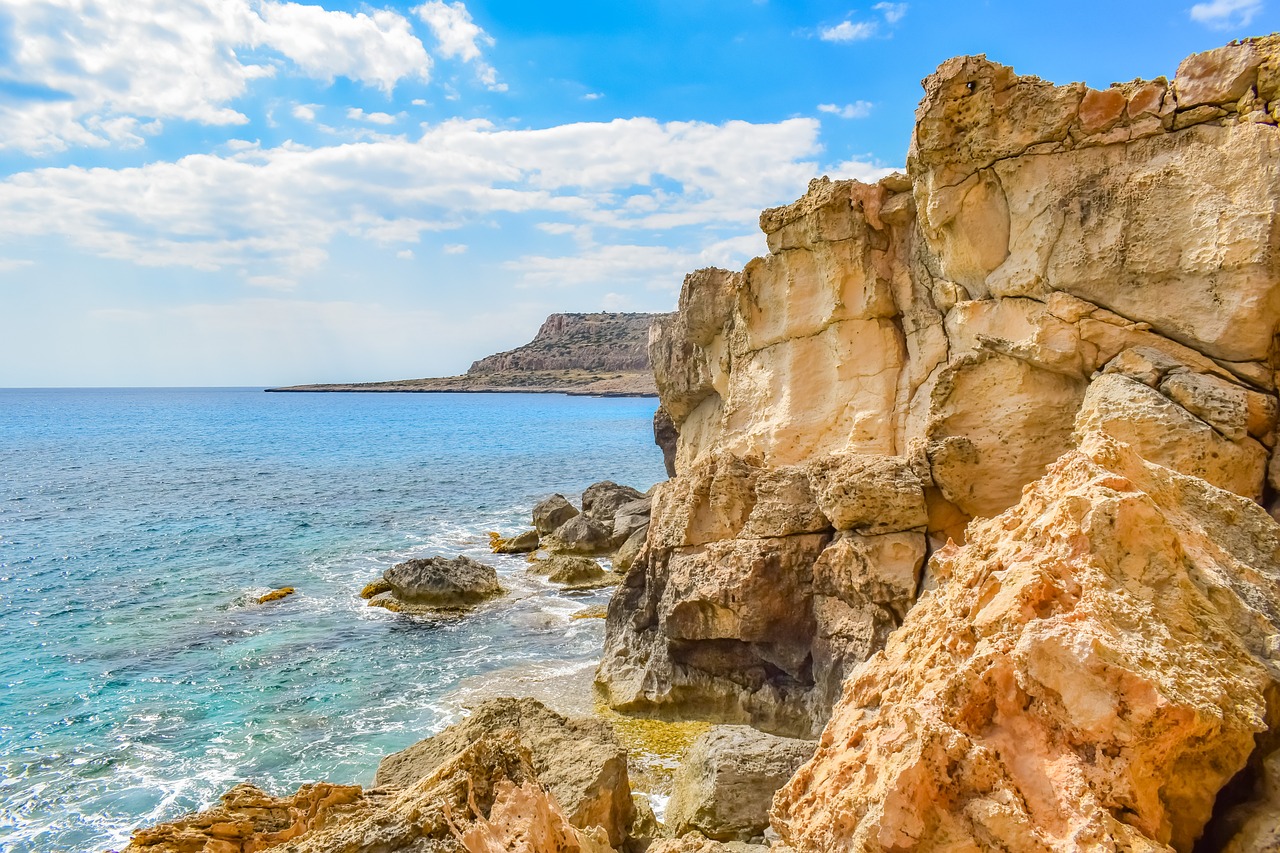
top-left (397, 249), bottom-right (415, 259)
top-left (509, 233), bottom-right (768, 291)
top-left (443, 243), bottom-right (469, 254)
top-left (874, 3), bottom-right (908, 24)
top-left (245, 274), bottom-right (298, 291)
top-left (819, 20), bottom-right (877, 42)
top-left (347, 108), bottom-right (400, 125)
top-left (583, 93), bottom-right (604, 101)
top-left (414, 1), bottom-right (505, 91)
top-left (817, 3), bottom-right (907, 43)
top-left (1189, 0), bottom-right (1263, 28)
top-left (0, 258), bottom-right (34, 272)
top-left (0, 0), bottom-right (431, 154)
top-left (818, 101), bottom-right (874, 119)
top-left (292, 104), bottom-right (320, 121)
top-left (0, 117), bottom-right (821, 280)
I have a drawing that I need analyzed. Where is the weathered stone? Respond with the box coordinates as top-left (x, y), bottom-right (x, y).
top-left (773, 438), bottom-right (1280, 852)
top-left (612, 497), bottom-right (654, 545)
top-left (804, 454), bottom-right (925, 534)
top-left (582, 481), bottom-right (647, 524)
top-left (374, 555), bottom-right (504, 613)
top-left (544, 555), bottom-right (617, 590)
top-left (666, 726), bottom-right (814, 842)
top-left (492, 529), bottom-right (540, 554)
top-left (1075, 372), bottom-right (1267, 499)
top-left (125, 782), bottom-right (365, 852)
top-left (533, 494), bottom-right (580, 535)
top-left (655, 406), bottom-right (680, 478)
top-left (545, 515), bottom-right (616, 556)
top-left (612, 525), bottom-right (649, 574)
top-left (376, 697), bottom-right (634, 846)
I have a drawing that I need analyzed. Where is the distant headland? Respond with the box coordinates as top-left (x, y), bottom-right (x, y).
top-left (267, 311), bottom-right (667, 397)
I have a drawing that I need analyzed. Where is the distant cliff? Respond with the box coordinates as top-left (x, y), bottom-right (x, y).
top-left (468, 313), bottom-right (658, 375)
top-left (268, 311), bottom-right (666, 396)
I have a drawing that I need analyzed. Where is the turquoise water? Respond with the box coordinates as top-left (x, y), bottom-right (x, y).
top-left (0, 388), bottom-right (664, 852)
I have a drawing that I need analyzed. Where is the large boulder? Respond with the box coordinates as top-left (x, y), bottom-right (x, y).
top-left (545, 514), bottom-right (615, 556)
top-left (367, 555), bottom-right (504, 613)
top-left (533, 494), bottom-right (580, 535)
top-left (582, 481), bottom-right (647, 524)
top-left (666, 726), bottom-right (814, 842)
top-left (375, 697), bottom-right (634, 846)
top-left (491, 529), bottom-right (540, 554)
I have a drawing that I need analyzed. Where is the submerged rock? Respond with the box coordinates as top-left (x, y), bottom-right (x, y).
top-left (256, 586), bottom-right (296, 604)
top-left (366, 555), bottom-right (504, 614)
top-left (376, 697), bottom-right (634, 846)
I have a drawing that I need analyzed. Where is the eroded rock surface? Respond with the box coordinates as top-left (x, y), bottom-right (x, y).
top-left (599, 35), bottom-right (1280, 744)
top-left (366, 555), bottom-right (504, 614)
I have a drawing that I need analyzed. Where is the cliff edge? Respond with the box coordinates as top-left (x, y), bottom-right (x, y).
top-left (599, 36), bottom-right (1280, 851)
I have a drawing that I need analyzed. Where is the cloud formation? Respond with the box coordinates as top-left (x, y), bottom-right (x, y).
top-left (414, 1), bottom-right (506, 91)
top-left (1189, 0), bottom-right (1263, 28)
top-left (818, 3), bottom-right (908, 43)
top-left (818, 102), bottom-right (874, 119)
top-left (0, 0), bottom-right (433, 153)
top-left (0, 117), bottom-right (823, 285)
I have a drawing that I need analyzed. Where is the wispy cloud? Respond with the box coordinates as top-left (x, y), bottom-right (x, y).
top-left (443, 244), bottom-right (469, 254)
top-left (1189, 0), bottom-right (1263, 28)
top-left (414, 1), bottom-right (506, 91)
top-left (347, 108), bottom-right (400, 125)
top-left (818, 101), bottom-right (874, 119)
top-left (817, 3), bottom-right (907, 43)
top-left (820, 20), bottom-right (878, 42)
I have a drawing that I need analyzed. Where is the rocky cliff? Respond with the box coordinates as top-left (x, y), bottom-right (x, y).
top-left (599, 36), bottom-right (1280, 850)
top-left (469, 313), bottom-right (661, 374)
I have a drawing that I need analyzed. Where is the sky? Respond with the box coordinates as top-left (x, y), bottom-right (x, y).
top-left (0, 0), bottom-right (1276, 386)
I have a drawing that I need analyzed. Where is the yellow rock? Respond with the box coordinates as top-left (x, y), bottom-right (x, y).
top-left (256, 587), bottom-right (296, 604)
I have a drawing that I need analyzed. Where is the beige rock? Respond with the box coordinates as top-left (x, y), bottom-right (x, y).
top-left (1075, 372), bottom-right (1267, 499)
top-left (773, 439), bottom-right (1280, 852)
top-left (125, 782), bottom-right (366, 853)
top-left (375, 698), bottom-right (633, 846)
top-left (804, 453), bottom-right (926, 534)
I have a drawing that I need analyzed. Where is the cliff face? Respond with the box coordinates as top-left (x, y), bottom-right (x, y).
top-left (468, 312), bottom-right (664, 374)
top-left (599, 37), bottom-right (1280, 850)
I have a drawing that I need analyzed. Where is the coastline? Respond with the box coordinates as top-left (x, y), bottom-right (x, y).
top-left (266, 369), bottom-right (659, 398)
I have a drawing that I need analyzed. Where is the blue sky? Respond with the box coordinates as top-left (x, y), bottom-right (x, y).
top-left (0, 0), bottom-right (1276, 386)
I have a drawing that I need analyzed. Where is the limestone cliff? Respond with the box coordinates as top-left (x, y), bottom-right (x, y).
top-left (598, 36), bottom-right (1280, 850)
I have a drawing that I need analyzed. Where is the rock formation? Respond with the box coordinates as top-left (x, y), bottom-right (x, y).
top-left (362, 555), bottom-right (504, 614)
top-left (598, 35), bottom-right (1280, 850)
top-left (270, 312), bottom-right (666, 396)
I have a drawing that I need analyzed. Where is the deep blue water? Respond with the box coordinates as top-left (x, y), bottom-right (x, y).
top-left (0, 388), bottom-right (665, 852)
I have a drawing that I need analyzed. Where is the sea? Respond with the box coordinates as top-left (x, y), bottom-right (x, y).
top-left (0, 387), bottom-right (666, 852)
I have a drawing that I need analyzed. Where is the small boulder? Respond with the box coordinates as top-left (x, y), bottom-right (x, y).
top-left (490, 529), bottom-right (540, 554)
top-left (368, 555), bottom-right (504, 613)
top-left (545, 515), bottom-right (615, 556)
top-left (375, 697), bottom-right (634, 846)
top-left (665, 726), bottom-right (814, 842)
top-left (582, 481), bottom-right (646, 524)
top-left (533, 494), bottom-right (580, 535)
top-left (257, 587), bottom-right (296, 604)
top-left (544, 555), bottom-right (618, 590)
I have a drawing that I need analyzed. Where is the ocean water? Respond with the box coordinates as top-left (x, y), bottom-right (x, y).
top-left (0, 388), bottom-right (665, 852)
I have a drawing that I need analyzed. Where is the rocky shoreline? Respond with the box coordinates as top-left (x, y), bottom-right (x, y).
top-left (122, 36), bottom-right (1280, 853)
